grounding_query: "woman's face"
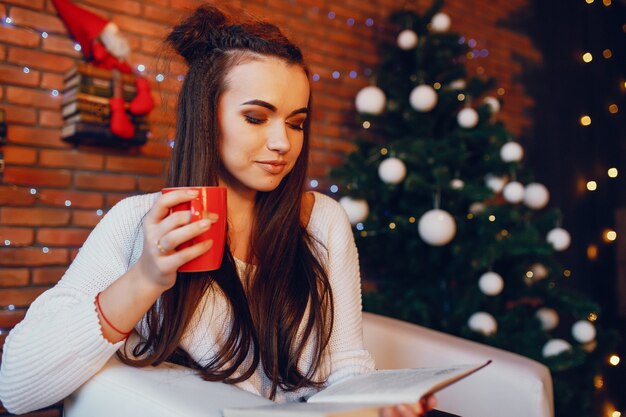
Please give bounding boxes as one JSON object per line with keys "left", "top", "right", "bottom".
{"left": 217, "top": 56, "right": 310, "bottom": 196}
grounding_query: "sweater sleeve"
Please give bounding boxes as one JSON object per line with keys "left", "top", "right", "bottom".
{"left": 0, "top": 194, "right": 155, "bottom": 414}
{"left": 310, "top": 193, "right": 376, "bottom": 387}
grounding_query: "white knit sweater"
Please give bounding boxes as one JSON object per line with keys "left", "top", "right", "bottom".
{"left": 0, "top": 191, "right": 375, "bottom": 414}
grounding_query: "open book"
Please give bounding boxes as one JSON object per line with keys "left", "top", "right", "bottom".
{"left": 223, "top": 360, "right": 491, "bottom": 417}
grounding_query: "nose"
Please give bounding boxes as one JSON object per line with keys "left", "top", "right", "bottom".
{"left": 266, "top": 123, "right": 291, "bottom": 154}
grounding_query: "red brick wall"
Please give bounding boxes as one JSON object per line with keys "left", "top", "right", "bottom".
{"left": 0, "top": 0, "right": 539, "bottom": 415}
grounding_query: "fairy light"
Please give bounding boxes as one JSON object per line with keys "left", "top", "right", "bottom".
{"left": 360, "top": 231, "right": 367, "bottom": 237}
{"left": 582, "top": 52, "right": 593, "bottom": 63}
{"left": 309, "top": 179, "right": 318, "bottom": 188}
{"left": 30, "top": 188, "right": 37, "bottom": 195}
{"left": 588, "top": 312, "right": 598, "bottom": 321}
{"left": 356, "top": 223, "right": 364, "bottom": 231}
{"left": 388, "top": 222, "right": 396, "bottom": 230}
{"left": 42, "top": 247, "right": 49, "bottom": 254}
{"left": 409, "top": 216, "right": 416, "bottom": 223}
{"left": 587, "top": 181, "right": 597, "bottom": 191}
{"left": 526, "top": 271, "right": 534, "bottom": 278}
{"left": 362, "top": 121, "right": 371, "bottom": 129}
{"left": 327, "top": 11, "right": 336, "bottom": 19}
{"left": 497, "top": 88, "right": 505, "bottom": 96}
{"left": 4, "top": 17, "right": 12, "bottom": 24}
{"left": 177, "top": 74, "right": 184, "bottom": 82}
{"left": 604, "top": 230, "right": 617, "bottom": 242}
{"left": 612, "top": 412, "right": 621, "bottom": 417}
{"left": 603, "top": 0, "right": 612, "bottom": 5}
{"left": 41, "top": 31, "right": 48, "bottom": 38}
{"left": 488, "top": 215, "right": 496, "bottom": 222}
{"left": 380, "top": 148, "right": 388, "bottom": 155}
{"left": 312, "top": 74, "right": 320, "bottom": 82}
{"left": 594, "top": 375, "right": 604, "bottom": 389}
{"left": 564, "top": 269, "right": 572, "bottom": 277}
{"left": 349, "top": 71, "right": 357, "bottom": 79}
{"left": 366, "top": 18, "right": 374, "bottom": 27}
{"left": 332, "top": 71, "right": 340, "bottom": 79}
{"left": 137, "top": 64, "right": 145, "bottom": 72}
{"left": 433, "top": 82, "right": 441, "bottom": 89}
{"left": 4, "top": 240, "right": 10, "bottom": 246}
{"left": 603, "top": 49, "right": 612, "bottom": 59}
{"left": 329, "top": 185, "right": 339, "bottom": 193}
{"left": 457, "top": 93, "right": 465, "bottom": 101}
{"left": 609, "top": 355, "right": 620, "bottom": 366}
{"left": 580, "top": 115, "right": 592, "bottom": 126}
{"left": 64, "top": 200, "right": 72, "bottom": 207}
{"left": 96, "top": 209, "right": 104, "bottom": 216}
{"left": 467, "top": 213, "right": 474, "bottom": 219}
{"left": 74, "top": 43, "right": 81, "bottom": 52}
{"left": 51, "top": 89, "right": 59, "bottom": 97}
{"left": 587, "top": 244, "right": 599, "bottom": 260}
{"left": 155, "top": 74, "right": 165, "bottom": 82}
{"left": 8, "top": 304, "right": 15, "bottom": 311}
{"left": 608, "top": 104, "right": 618, "bottom": 114}
{"left": 346, "top": 18, "right": 355, "bottom": 26}
{"left": 23, "top": 67, "right": 30, "bottom": 74}
{"left": 608, "top": 168, "right": 618, "bottom": 178}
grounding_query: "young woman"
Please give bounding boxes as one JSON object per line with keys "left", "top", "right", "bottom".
{"left": 0, "top": 5, "right": 433, "bottom": 417}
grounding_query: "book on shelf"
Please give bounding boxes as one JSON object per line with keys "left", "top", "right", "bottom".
{"left": 223, "top": 360, "right": 491, "bottom": 417}
{"left": 64, "top": 63, "right": 137, "bottom": 84}
{"left": 62, "top": 121, "right": 148, "bottom": 146}
{"left": 62, "top": 84, "right": 136, "bottom": 102}
{"left": 64, "top": 110, "right": 147, "bottom": 126}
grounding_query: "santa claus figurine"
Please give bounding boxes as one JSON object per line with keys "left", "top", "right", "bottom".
{"left": 51, "top": 0, "right": 154, "bottom": 139}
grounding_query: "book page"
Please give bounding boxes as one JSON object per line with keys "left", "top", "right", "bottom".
{"left": 308, "top": 361, "right": 491, "bottom": 404}
{"left": 224, "top": 401, "right": 389, "bottom": 417}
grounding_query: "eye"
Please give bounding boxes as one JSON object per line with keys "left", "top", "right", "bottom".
{"left": 287, "top": 122, "right": 304, "bottom": 131}
{"left": 244, "top": 115, "right": 266, "bottom": 125}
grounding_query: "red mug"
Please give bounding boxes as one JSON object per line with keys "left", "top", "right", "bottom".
{"left": 161, "top": 186, "right": 227, "bottom": 272}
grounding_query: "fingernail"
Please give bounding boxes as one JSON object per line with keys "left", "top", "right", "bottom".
{"left": 187, "top": 189, "right": 199, "bottom": 196}
{"left": 206, "top": 212, "right": 219, "bottom": 222}
{"left": 198, "top": 220, "right": 211, "bottom": 229}
{"left": 206, "top": 239, "right": 214, "bottom": 248}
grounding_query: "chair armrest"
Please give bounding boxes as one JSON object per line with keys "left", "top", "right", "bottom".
{"left": 64, "top": 356, "right": 272, "bottom": 417}
{"left": 362, "top": 312, "right": 554, "bottom": 417}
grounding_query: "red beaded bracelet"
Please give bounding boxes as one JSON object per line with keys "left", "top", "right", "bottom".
{"left": 95, "top": 292, "right": 132, "bottom": 338}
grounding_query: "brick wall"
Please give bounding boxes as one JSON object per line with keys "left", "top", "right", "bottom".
{"left": 0, "top": 0, "right": 539, "bottom": 415}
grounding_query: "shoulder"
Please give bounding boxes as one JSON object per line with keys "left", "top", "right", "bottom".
{"left": 308, "top": 191, "right": 351, "bottom": 234}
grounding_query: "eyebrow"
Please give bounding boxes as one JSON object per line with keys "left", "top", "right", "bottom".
{"left": 241, "top": 99, "right": 308, "bottom": 117}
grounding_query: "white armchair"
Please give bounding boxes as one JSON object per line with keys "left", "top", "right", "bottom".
{"left": 64, "top": 312, "right": 553, "bottom": 417}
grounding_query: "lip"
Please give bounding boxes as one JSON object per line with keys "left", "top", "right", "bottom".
{"left": 256, "top": 160, "right": 287, "bottom": 174}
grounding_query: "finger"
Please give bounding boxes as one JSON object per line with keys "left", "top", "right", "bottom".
{"left": 147, "top": 189, "right": 199, "bottom": 223}
{"left": 165, "top": 238, "right": 214, "bottom": 268}
{"left": 426, "top": 395, "right": 437, "bottom": 410}
{"left": 159, "top": 218, "right": 213, "bottom": 252}
{"left": 397, "top": 404, "right": 420, "bottom": 417}
{"left": 380, "top": 407, "right": 398, "bottom": 417}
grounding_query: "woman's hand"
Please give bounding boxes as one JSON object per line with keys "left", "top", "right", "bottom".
{"left": 380, "top": 395, "right": 437, "bottom": 417}
{"left": 134, "top": 189, "right": 218, "bottom": 291}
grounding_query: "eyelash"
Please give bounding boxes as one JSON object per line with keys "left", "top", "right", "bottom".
{"left": 244, "top": 116, "right": 304, "bottom": 132}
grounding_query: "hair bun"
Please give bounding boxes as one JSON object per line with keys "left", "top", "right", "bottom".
{"left": 166, "top": 4, "right": 231, "bottom": 64}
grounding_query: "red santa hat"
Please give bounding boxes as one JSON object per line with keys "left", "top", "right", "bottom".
{"left": 51, "top": 0, "right": 109, "bottom": 59}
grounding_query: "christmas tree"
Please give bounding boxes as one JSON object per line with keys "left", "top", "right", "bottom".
{"left": 331, "top": 3, "right": 620, "bottom": 417}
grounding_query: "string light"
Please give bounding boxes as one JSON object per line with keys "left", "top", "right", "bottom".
{"left": 488, "top": 215, "right": 496, "bottom": 222}
{"left": 312, "top": 74, "right": 320, "bottom": 82}
{"left": 4, "top": 240, "right": 10, "bottom": 246}
{"left": 329, "top": 185, "right": 339, "bottom": 193}
{"left": 360, "top": 231, "right": 367, "bottom": 237}
{"left": 8, "top": 305, "right": 15, "bottom": 311}
{"left": 365, "top": 18, "right": 374, "bottom": 27}
{"left": 588, "top": 312, "right": 598, "bottom": 321}
{"left": 155, "top": 74, "right": 165, "bottom": 82}
{"left": 433, "top": 82, "right": 441, "bottom": 89}
{"left": 580, "top": 115, "right": 592, "bottom": 126}
{"left": 309, "top": 179, "right": 318, "bottom": 188}
{"left": 380, "top": 148, "right": 388, "bottom": 155}
{"left": 608, "top": 168, "right": 618, "bottom": 178}
{"left": 604, "top": 230, "right": 617, "bottom": 242}
{"left": 587, "top": 244, "right": 599, "bottom": 260}
{"left": 23, "top": 67, "right": 30, "bottom": 74}
{"left": 73, "top": 43, "right": 81, "bottom": 52}
{"left": 612, "top": 412, "right": 621, "bottom": 417}
{"left": 96, "top": 209, "right": 104, "bottom": 216}
{"left": 603, "top": 0, "right": 611, "bottom": 5}
{"left": 51, "top": 89, "right": 59, "bottom": 97}
{"left": 137, "top": 64, "right": 145, "bottom": 72}
{"left": 327, "top": 11, "right": 336, "bottom": 19}
{"left": 64, "top": 200, "right": 72, "bottom": 207}
{"left": 177, "top": 74, "right": 184, "bottom": 82}
{"left": 582, "top": 52, "right": 593, "bottom": 63}
{"left": 356, "top": 223, "right": 364, "bottom": 231}
{"left": 42, "top": 247, "right": 49, "bottom": 253}
{"left": 349, "top": 71, "right": 357, "bottom": 79}
{"left": 497, "top": 88, "right": 505, "bottom": 96}
{"left": 388, "top": 222, "right": 396, "bottom": 230}
{"left": 346, "top": 18, "right": 355, "bottom": 26}
{"left": 608, "top": 104, "right": 618, "bottom": 114}
{"left": 563, "top": 269, "right": 572, "bottom": 277}
{"left": 408, "top": 217, "right": 416, "bottom": 223}
{"left": 332, "top": 71, "right": 340, "bottom": 79}
{"left": 602, "top": 49, "right": 612, "bottom": 59}
{"left": 4, "top": 17, "right": 12, "bottom": 24}
{"left": 587, "top": 181, "right": 597, "bottom": 191}
{"left": 362, "top": 121, "right": 370, "bottom": 129}
{"left": 30, "top": 188, "right": 37, "bottom": 194}
{"left": 594, "top": 375, "right": 604, "bottom": 389}
{"left": 457, "top": 93, "right": 465, "bottom": 101}
{"left": 609, "top": 355, "right": 620, "bottom": 366}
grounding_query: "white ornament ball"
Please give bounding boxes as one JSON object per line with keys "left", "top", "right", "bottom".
{"left": 418, "top": 209, "right": 456, "bottom": 246}
{"left": 536, "top": 307, "right": 559, "bottom": 331}
{"left": 485, "top": 174, "right": 507, "bottom": 193}
{"left": 468, "top": 312, "right": 497, "bottom": 335}
{"left": 430, "top": 12, "right": 451, "bottom": 32}
{"left": 500, "top": 141, "right": 524, "bottom": 162}
{"left": 457, "top": 107, "right": 479, "bottom": 128}
{"left": 410, "top": 85, "right": 438, "bottom": 112}
{"left": 542, "top": 339, "right": 572, "bottom": 357}
{"left": 478, "top": 272, "right": 504, "bottom": 296}
{"left": 449, "top": 79, "right": 466, "bottom": 90}
{"left": 572, "top": 320, "right": 596, "bottom": 344}
{"left": 450, "top": 178, "right": 465, "bottom": 190}
{"left": 524, "top": 183, "right": 550, "bottom": 210}
{"left": 547, "top": 227, "right": 571, "bottom": 251}
{"left": 503, "top": 181, "right": 525, "bottom": 204}
{"left": 469, "top": 202, "right": 486, "bottom": 215}
{"left": 378, "top": 157, "right": 407, "bottom": 184}
{"left": 530, "top": 263, "right": 549, "bottom": 280}
{"left": 355, "top": 86, "right": 387, "bottom": 115}
{"left": 397, "top": 29, "right": 418, "bottom": 50}
{"left": 339, "top": 197, "right": 369, "bottom": 225}
{"left": 483, "top": 96, "right": 501, "bottom": 113}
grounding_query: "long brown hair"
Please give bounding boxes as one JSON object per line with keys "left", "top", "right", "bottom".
{"left": 119, "top": 4, "right": 334, "bottom": 399}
